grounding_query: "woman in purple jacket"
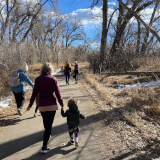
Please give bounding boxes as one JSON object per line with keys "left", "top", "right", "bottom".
{"left": 27, "top": 62, "right": 64, "bottom": 154}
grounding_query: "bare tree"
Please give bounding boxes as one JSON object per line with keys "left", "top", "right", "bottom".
{"left": 0, "top": 0, "right": 17, "bottom": 41}
{"left": 62, "top": 19, "right": 84, "bottom": 49}
{"left": 141, "top": 0, "right": 160, "bottom": 54}
{"left": 136, "top": 20, "right": 141, "bottom": 54}
{"left": 0, "top": 0, "right": 52, "bottom": 43}
{"left": 110, "top": 0, "right": 154, "bottom": 57}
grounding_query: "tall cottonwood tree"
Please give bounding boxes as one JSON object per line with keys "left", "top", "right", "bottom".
{"left": 100, "top": 0, "right": 108, "bottom": 63}
{"left": 110, "top": 1, "right": 154, "bottom": 57}
{"left": 61, "top": 19, "right": 84, "bottom": 49}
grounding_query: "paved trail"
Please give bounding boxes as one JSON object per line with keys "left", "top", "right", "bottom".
{"left": 0, "top": 75, "right": 107, "bottom": 160}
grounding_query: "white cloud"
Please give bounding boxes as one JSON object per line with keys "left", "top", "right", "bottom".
{"left": 71, "top": 12, "right": 78, "bottom": 16}
{"left": 108, "top": 2, "right": 116, "bottom": 6}
{"left": 67, "top": 6, "right": 102, "bottom": 26}
{"left": 81, "top": 18, "right": 101, "bottom": 25}
{"left": 67, "top": 6, "right": 119, "bottom": 27}
{"left": 74, "top": 8, "right": 91, "bottom": 13}
{"left": 19, "top": 0, "right": 40, "bottom": 4}
{"left": 90, "top": 7, "right": 102, "bottom": 15}
{"left": 91, "top": 42, "right": 100, "bottom": 48}
{"left": 139, "top": 8, "right": 154, "bottom": 19}
{"left": 0, "top": 0, "right": 5, "bottom": 6}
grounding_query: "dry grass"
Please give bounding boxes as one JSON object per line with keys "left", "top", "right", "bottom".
{"left": 99, "top": 74, "right": 160, "bottom": 87}
{"left": 83, "top": 73, "right": 121, "bottom": 105}
{"left": 134, "top": 57, "right": 160, "bottom": 72}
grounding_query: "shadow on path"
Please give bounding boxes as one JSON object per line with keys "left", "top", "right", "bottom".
{"left": 1, "top": 103, "right": 160, "bottom": 160}
{"left": 22, "top": 144, "right": 77, "bottom": 160}
{"left": 0, "top": 117, "right": 20, "bottom": 127}
{"left": 0, "top": 110, "right": 101, "bottom": 160}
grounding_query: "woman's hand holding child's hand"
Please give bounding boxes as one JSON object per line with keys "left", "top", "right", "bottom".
{"left": 26, "top": 106, "right": 31, "bottom": 111}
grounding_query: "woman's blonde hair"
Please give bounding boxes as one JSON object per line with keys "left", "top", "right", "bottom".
{"left": 67, "top": 62, "right": 71, "bottom": 67}
{"left": 40, "top": 62, "right": 54, "bottom": 75}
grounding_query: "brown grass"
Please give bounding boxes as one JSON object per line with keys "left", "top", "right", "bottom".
{"left": 83, "top": 73, "right": 121, "bottom": 105}
{"left": 118, "top": 85, "right": 160, "bottom": 117}
{"left": 134, "top": 57, "right": 160, "bottom": 72}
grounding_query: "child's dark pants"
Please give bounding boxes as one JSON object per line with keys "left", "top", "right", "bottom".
{"left": 68, "top": 126, "right": 79, "bottom": 140}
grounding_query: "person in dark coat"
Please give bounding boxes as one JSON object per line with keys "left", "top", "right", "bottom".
{"left": 73, "top": 61, "right": 79, "bottom": 84}
{"left": 64, "top": 62, "right": 71, "bottom": 85}
{"left": 27, "top": 62, "right": 64, "bottom": 154}
{"left": 61, "top": 99, "right": 85, "bottom": 147}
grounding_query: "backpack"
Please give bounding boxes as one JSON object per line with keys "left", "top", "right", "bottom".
{"left": 8, "top": 71, "right": 21, "bottom": 87}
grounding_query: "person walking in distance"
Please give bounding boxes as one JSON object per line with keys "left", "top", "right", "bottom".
{"left": 10, "top": 62, "right": 34, "bottom": 116}
{"left": 64, "top": 62, "right": 71, "bottom": 85}
{"left": 74, "top": 61, "right": 79, "bottom": 84}
{"left": 61, "top": 99, "right": 85, "bottom": 148}
{"left": 27, "top": 62, "right": 64, "bottom": 154}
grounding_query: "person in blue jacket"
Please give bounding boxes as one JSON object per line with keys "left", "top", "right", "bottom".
{"left": 11, "top": 62, "right": 34, "bottom": 116}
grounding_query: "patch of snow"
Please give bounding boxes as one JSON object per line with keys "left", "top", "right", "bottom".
{"left": 132, "top": 77, "right": 138, "bottom": 80}
{"left": 52, "top": 69, "right": 61, "bottom": 75}
{"left": 118, "top": 80, "right": 160, "bottom": 90}
{"left": 109, "top": 76, "right": 117, "bottom": 79}
{"left": 0, "top": 95, "right": 12, "bottom": 108}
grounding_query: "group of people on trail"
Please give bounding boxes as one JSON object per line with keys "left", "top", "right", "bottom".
{"left": 9, "top": 62, "right": 85, "bottom": 154}
{"left": 64, "top": 61, "right": 79, "bottom": 85}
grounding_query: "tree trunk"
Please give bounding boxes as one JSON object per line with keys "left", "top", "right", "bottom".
{"left": 136, "top": 20, "right": 141, "bottom": 54}
{"left": 100, "top": 0, "right": 108, "bottom": 63}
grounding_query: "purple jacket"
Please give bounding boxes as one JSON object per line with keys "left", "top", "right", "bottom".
{"left": 64, "top": 66, "right": 71, "bottom": 75}
{"left": 28, "top": 73, "right": 63, "bottom": 108}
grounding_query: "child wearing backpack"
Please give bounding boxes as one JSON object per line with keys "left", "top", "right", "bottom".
{"left": 9, "top": 62, "right": 34, "bottom": 116}
{"left": 61, "top": 99, "right": 85, "bottom": 147}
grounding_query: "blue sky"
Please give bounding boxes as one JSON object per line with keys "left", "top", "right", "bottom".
{"left": 57, "top": 0, "right": 104, "bottom": 47}
{"left": 58, "top": 0, "right": 91, "bottom": 14}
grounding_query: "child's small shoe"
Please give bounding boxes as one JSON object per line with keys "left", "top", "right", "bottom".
{"left": 75, "top": 141, "right": 79, "bottom": 148}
